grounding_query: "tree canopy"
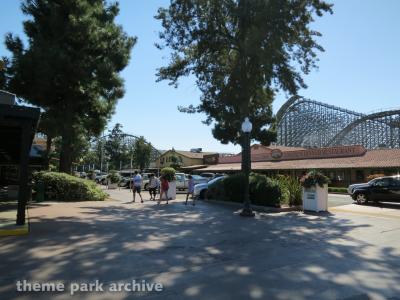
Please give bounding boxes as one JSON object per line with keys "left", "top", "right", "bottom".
{"left": 5, "top": 0, "right": 136, "bottom": 172}
{"left": 156, "top": 0, "right": 332, "bottom": 145}
{"left": 104, "top": 123, "right": 130, "bottom": 170}
{"left": 132, "top": 136, "right": 153, "bottom": 170}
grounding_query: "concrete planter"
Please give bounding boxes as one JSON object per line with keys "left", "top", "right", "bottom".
{"left": 302, "top": 184, "right": 328, "bottom": 212}
{"left": 161, "top": 181, "right": 176, "bottom": 200}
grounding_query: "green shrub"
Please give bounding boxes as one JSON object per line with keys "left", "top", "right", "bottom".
{"left": 33, "top": 171, "right": 107, "bottom": 201}
{"left": 208, "top": 177, "right": 225, "bottom": 200}
{"left": 220, "top": 173, "right": 246, "bottom": 202}
{"left": 208, "top": 173, "right": 283, "bottom": 207}
{"left": 275, "top": 175, "right": 303, "bottom": 206}
{"left": 161, "top": 167, "right": 176, "bottom": 182}
{"left": 300, "top": 170, "right": 330, "bottom": 188}
{"left": 328, "top": 187, "right": 347, "bottom": 193}
{"left": 87, "top": 170, "right": 95, "bottom": 180}
{"left": 107, "top": 170, "right": 121, "bottom": 184}
{"left": 250, "top": 174, "right": 282, "bottom": 207}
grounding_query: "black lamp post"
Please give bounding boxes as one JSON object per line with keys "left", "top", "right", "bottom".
{"left": 240, "top": 117, "right": 255, "bottom": 217}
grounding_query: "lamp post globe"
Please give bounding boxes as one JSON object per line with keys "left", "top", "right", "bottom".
{"left": 241, "top": 117, "right": 252, "bottom": 133}
{"left": 240, "top": 117, "right": 255, "bottom": 217}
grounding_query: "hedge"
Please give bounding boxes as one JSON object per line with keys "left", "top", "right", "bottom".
{"left": 107, "top": 170, "right": 121, "bottom": 184}
{"left": 328, "top": 187, "right": 348, "bottom": 193}
{"left": 33, "top": 171, "right": 107, "bottom": 201}
{"left": 208, "top": 173, "right": 284, "bottom": 207}
{"left": 161, "top": 167, "right": 176, "bottom": 182}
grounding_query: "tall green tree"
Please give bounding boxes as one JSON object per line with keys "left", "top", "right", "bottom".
{"left": 104, "top": 123, "right": 129, "bottom": 170}
{"left": 0, "top": 58, "right": 10, "bottom": 89}
{"left": 132, "top": 136, "right": 152, "bottom": 170}
{"left": 5, "top": 0, "right": 136, "bottom": 173}
{"left": 37, "top": 110, "right": 60, "bottom": 170}
{"left": 156, "top": 0, "right": 332, "bottom": 147}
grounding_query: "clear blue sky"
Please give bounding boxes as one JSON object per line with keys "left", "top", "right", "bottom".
{"left": 1, "top": 0, "right": 399, "bottom": 153}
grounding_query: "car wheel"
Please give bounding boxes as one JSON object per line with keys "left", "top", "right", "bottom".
{"left": 356, "top": 193, "right": 368, "bottom": 205}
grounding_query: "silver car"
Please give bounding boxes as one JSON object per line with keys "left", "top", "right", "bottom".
{"left": 193, "top": 176, "right": 226, "bottom": 199}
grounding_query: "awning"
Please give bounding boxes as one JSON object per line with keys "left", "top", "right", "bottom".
{"left": 180, "top": 165, "right": 208, "bottom": 171}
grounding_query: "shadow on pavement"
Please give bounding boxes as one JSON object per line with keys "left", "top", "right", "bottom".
{"left": 0, "top": 200, "right": 399, "bottom": 300}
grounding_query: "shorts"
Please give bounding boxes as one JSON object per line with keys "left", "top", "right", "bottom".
{"left": 133, "top": 186, "right": 141, "bottom": 193}
{"left": 149, "top": 187, "right": 157, "bottom": 194}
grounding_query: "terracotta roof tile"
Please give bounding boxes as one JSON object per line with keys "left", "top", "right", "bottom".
{"left": 201, "top": 148, "right": 400, "bottom": 171}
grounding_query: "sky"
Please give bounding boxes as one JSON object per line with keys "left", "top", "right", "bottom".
{"left": 1, "top": 0, "right": 400, "bottom": 154}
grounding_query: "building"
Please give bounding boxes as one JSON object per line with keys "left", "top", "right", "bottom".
{"left": 196, "top": 144, "right": 400, "bottom": 187}
{"left": 0, "top": 90, "right": 40, "bottom": 225}
{"left": 157, "top": 148, "right": 218, "bottom": 171}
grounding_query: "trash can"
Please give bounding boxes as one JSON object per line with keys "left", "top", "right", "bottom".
{"left": 34, "top": 181, "right": 45, "bottom": 202}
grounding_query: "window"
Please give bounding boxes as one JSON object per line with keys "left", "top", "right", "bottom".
{"left": 375, "top": 178, "right": 391, "bottom": 187}
{"left": 356, "top": 170, "right": 364, "bottom": 181}
{"left": 336, "top": 171, "right": 345, "bottom": 181}
{"left": 390, "top": 178, "right": 400, "bottom": 187}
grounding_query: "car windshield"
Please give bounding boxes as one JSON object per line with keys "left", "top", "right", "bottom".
{"left": 368, "top": 179, "right": 378, "bottom": 185}
{"left": 192, "top": 175, "right": 204, "bottom": 180}
{"left": 208, "top": 176, "right": 225, "bottom": 185}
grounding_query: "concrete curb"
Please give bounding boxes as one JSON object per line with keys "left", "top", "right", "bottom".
{"left": 204, "top": 199, "right": 302, "bottom": 213}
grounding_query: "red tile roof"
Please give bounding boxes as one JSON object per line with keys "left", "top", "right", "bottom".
{"left": 201, "top": 148, "right": 400, "bottom": 171}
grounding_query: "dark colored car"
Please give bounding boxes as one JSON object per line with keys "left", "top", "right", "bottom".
{"left": 348, "top": 176, "right": 400, "bottom": 204}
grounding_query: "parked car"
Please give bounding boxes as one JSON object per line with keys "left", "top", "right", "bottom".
{"left": 175, "top": 173, "right": 208, "bottom": 191}
{"left": 199, "top": 172, "right": 215, "bottom": 181}
{"left": 348, "top": 175, "right": 400, "bottom": 204}
{"left": 118, "top": 172, "right": 151, "bottom": 190}
{"left": 95, "top": 173, "right": 108, "bottom": 185}
{"left": 193, "top": 175, "right": 226, "bottom": 200}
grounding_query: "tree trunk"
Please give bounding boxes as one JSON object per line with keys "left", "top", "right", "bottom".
{"left": 44, "top": 135, "right": 53, "bottom": 170}
{"left": 59, "top": 121, "right": 74, "bottom": 174}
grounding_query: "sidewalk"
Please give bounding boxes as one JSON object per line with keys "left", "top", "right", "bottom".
{"left": 0, "top": 201, "right": 29, "bottom": 236}
{"left": 330, "top": 203, "right": 400, "bottom": 219}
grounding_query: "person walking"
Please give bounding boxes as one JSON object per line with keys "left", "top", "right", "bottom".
{"left": 185, "top": 175, "right": 195, "bottom": 205}
{"left": 132, "top": 171, "right": 143, "bottom": 203}
{"left": 148, "top": 173, "right": 158, "bottom": 201}
{"left": 158, "top": 175, "right": 169, "bottom": 205}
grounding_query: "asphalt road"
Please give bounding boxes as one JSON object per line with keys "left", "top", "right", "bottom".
{"left": 328, "top": 193, "right": 353, "bottom": 207}
{"left": 1, "top": 192, "right": 399, "bottom": 300}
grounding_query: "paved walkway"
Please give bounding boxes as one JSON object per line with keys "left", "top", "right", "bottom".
{"left": 0, "top": 190, "right": 399, "bottom": 300}
{"left": 0, "top": 201, "right": 29, "bottom": 236}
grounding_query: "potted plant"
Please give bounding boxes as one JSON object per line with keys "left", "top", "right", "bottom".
{"left": 107, "top": 171, "right": 120, "bottom": 189}
{"left": 300, "top": 170, "right": 330, "bottom": 212}
{"left": 160, "top": 167, "right": 176, "bottom": 200}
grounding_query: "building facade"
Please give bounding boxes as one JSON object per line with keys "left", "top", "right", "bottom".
{"left": 197, "top": 144, "right": 400, "bottom": 187}
{"left": 157, "top": 149, "right": 217, "bottom": 170}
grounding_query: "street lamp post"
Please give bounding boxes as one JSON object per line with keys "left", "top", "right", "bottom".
{"left": 240, "top": 117, "right": 255, "bottom": 217}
